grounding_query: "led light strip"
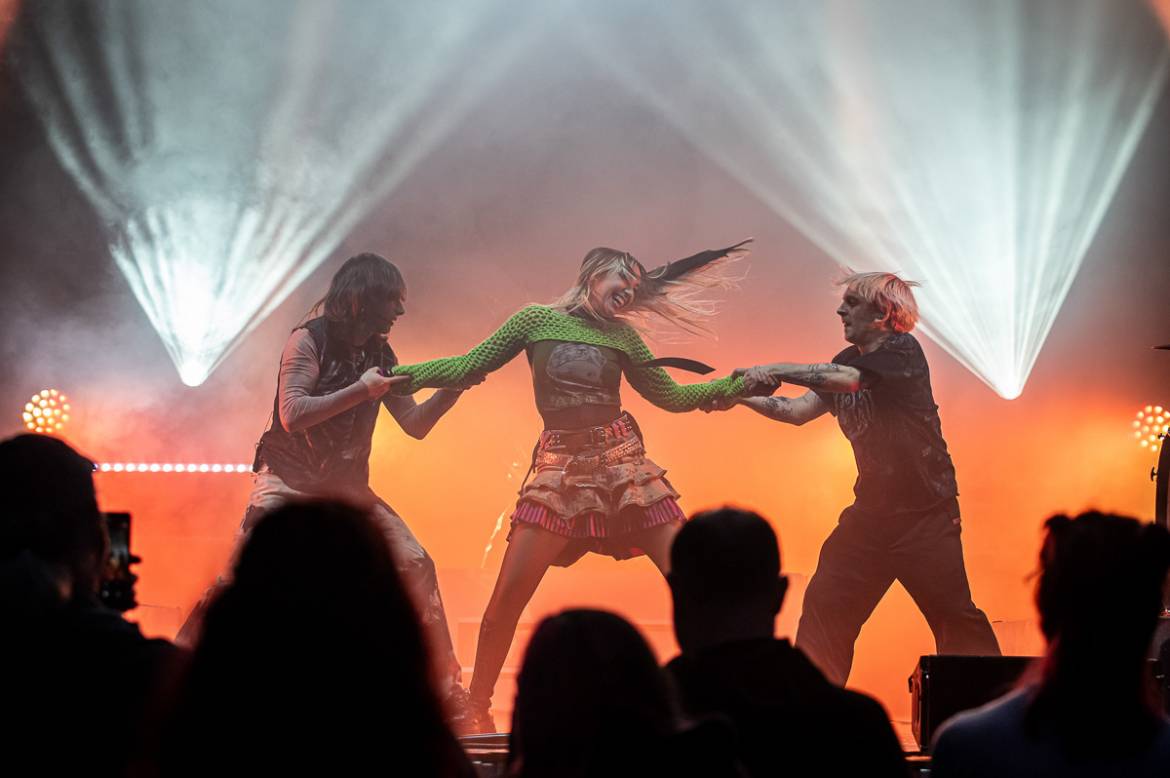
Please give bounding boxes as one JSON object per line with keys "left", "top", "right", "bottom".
{"left": 96, "top": 462, "right": 252, "bottom": 474}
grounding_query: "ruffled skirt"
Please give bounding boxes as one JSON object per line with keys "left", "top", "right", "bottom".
{"left": 508, "top": 415, "right": 685, "bottom": 566}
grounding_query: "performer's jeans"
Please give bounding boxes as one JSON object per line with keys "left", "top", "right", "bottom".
{"left": 795, "top": 504, "right": 1001, "bottom": 686}
{"left": 178, "top": 471, "right": 462, "bottom": 698}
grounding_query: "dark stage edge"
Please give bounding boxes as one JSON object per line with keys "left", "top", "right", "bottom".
{"left": 458, "top": 731, "right": 933, "bottom": 776}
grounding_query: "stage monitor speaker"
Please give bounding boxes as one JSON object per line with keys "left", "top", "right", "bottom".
{"left": 909, "top": 655, "right": 1036, "bottom": 750}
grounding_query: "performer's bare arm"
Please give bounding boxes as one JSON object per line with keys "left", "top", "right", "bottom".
{"left": 738, "top": 390, "right": 830, "bottom": 426}
{"left": 741, "top": 362, "right": 863, "bottom": 394}
{"left": 277, "top": 329, "right": 406, "bottom": 433}
{"left": 382, "top": 390, "right": 463, "bottom": 440}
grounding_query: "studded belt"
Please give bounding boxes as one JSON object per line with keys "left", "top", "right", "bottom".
{"left": 535, "top": 436, "right": 644, "bottom": 474}
{"left": 539, "top": 413, "right": 636, "bottom": 451}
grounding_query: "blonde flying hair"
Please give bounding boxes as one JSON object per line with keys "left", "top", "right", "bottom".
{"left": 836, "top": 270, "right": 920, "bottom": 333}
{"left": 551, "top": 246, "right": 745, "bottom": 340}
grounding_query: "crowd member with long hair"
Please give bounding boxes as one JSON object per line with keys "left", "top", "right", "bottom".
{"left": 508, "top": 609, "right": 743, "bottom": 777}
{"left": 151, "top": 501, "right": 475, "bottom": 777}
{"left": 931, "top": 511, "right": 1170, "bottom": 777}
{"left": 390, "top": 239, "right": 755, "bottom": 731}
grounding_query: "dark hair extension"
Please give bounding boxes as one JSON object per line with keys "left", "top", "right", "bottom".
{"left": 307, "top": 253, "right": 404, "bottom": 325}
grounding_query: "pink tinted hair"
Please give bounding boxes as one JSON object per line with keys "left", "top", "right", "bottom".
{"left": 837, "top": 270, "right": 920, "bottom": 333}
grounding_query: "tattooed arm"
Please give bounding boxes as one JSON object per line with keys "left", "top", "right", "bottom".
{"left": 740, "top": 362, "right": 863, "bottom": 394}
{"left": 738, "top": 390, "right": 830, "bottom": 426}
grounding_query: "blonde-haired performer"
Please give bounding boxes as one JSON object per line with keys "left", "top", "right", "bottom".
{"left": 708, "top": 271, "right": 1001, "bottom": 686}
{"left": 391, "top": 239, "right": 754, "bottom": 732}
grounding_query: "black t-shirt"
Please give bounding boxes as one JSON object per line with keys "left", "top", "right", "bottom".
{"left": 817, "top": 332, "right": 958, "bottom": 521}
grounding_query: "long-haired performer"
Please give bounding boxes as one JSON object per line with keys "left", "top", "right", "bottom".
{"left": 178, "top": 253, "right": 480, "bottom": 722}
{"left": 707, "top": 272, "right": 1001, "bottom": 685}
{"left": 390, "top": 240, "right": 754, "bottom": 731}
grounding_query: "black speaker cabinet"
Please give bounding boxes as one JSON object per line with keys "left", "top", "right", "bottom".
{"left": 909, "top": 655, "right": 1036, "bottom": 750}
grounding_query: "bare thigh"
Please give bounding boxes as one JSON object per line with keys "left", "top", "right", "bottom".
{"left": 483, "top": 524, "right": 573, "bottom": 619}
{"left": 628, "top": 520, "right": 685, "bottom": 577}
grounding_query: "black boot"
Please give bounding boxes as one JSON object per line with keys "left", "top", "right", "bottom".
{"left": 446, "top": 686, "right": 496, "bottom": 736}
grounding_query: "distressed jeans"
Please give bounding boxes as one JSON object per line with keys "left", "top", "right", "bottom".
{"left": 177, "top": 471, "right": 462, "bottom": 696}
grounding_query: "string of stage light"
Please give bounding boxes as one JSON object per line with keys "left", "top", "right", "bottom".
{"left": 578, "top": 0, "right": 1168, "bottom": 399}
{"left": 96, "top": 462, "right": 252, "bottom": 474}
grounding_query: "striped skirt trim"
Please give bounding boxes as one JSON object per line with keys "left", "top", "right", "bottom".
{"left": 511, "top": 496, "right": 685, "bottom": 540}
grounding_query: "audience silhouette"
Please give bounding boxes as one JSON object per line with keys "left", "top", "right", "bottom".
{"left": 148, "top": 500, "right": 473, "bottom": 777}
{"left": 7, "top": 432, "right": 1164, "bottom": 777}
{"left": 0, "top": 434, "right": 177, "bottom": 777}
{"left": 932, "top": 511, "right": 1170, "bottom": 777}
{"left": 508, "top": 608, "right": 744, "bottom": 777}
{"left": 666, "top": 506, "right": 908, "bottom": 777}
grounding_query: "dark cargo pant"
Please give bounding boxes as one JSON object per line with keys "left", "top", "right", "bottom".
{"left": 795, "top": 504, "right": 1001, "bottom": 686}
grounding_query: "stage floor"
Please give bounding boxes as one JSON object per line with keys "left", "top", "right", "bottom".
{"left": 457, "top": 718, "right": 934, "bottom": 776}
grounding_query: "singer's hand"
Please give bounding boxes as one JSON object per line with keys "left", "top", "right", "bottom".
{"left": 360, "top": 367, "right": 409, "bottom": 399}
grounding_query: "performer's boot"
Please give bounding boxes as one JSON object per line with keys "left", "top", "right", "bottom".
{"left": 463, "top": 615, "right": 510, "bottom": 734}
{"left": 457, "top": 692, "right": 496, "bottom": 736}
{"left": 445, "top": 685, "right": 493, "bottom": 736}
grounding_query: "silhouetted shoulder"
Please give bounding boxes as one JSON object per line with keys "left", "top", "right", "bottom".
{"left": 932, "top": 690, "right": 1170, "bottom": 778}
{"left": 834, "top": 684, "right": 898, "bottom": 726}
{"left": 930, "top": 691, "right": 1036, "bottom": 778}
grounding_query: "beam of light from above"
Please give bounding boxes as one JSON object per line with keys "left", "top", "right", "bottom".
{"left": 1154, "top": 0, "right": 1170, "bottom": 38}
{"left": 9, "top": 0, "right": 537, "bottom": 386}
{"left": 579, "top": 0, "right": 1168, "bottom": 399}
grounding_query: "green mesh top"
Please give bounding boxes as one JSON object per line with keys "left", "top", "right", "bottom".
{"left": 392, "top": 305, "right": 745, "bottom": 413}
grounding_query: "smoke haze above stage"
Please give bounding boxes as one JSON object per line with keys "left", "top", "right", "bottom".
{"left": 0, "top": 0, "right": 1168, "bottom": 720}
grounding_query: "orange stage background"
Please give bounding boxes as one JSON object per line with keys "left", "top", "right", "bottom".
{"left": 76, "top": 196, "right": 1168, "bottom": 724}
{"left": 2, "top": 11, "right": 1167, "bottom": 727}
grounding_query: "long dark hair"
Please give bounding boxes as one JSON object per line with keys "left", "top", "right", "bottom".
{"left": 1027, "top": 510, "right": 1170, "bottom": 755}
{"left": 308, "top": 252, "right": 405, "bottom": 325}
{"left": 509, "top": 609, "right": 683, "bottom": 777}
{"left": 154, "top": 501, "right": 466, "bottom": 775}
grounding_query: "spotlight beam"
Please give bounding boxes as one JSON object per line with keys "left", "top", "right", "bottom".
{"left": 579, "top": 0, "right": 1168, "bottom": 398}
{"left": 12, "top": 0, "right": 540, "bottom": 385}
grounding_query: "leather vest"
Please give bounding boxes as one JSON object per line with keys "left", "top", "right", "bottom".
{"left": 254, "top": 317, "right": 396, "bottom": 498}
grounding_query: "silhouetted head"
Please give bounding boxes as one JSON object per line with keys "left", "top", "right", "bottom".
{"left": 669, "top": 507, "right": 787, "bottom": 654}
{"left": 1035, "top": 510, "right": 1170, "bottom": 665}
{"left": 510, "top": 609, "right": 682, "bottom": 777}
{"left": 1025, "top": 510, "right": 1170, "bottom": 752}
{"left": 161, "top": 500, "right": 458, "bottom": 774}
{"left": 0, "top": 434, "right": 105, "bottom": 600}
{"left": 315, "top": 252, "right": 406, "bottom": 340}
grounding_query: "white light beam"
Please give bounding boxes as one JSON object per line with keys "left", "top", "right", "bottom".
{"left": 579, "top": 0, "right": 1168, "bottom": 398}
{"left": 12, "top": 0, "right": 538, "bottom": 385}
